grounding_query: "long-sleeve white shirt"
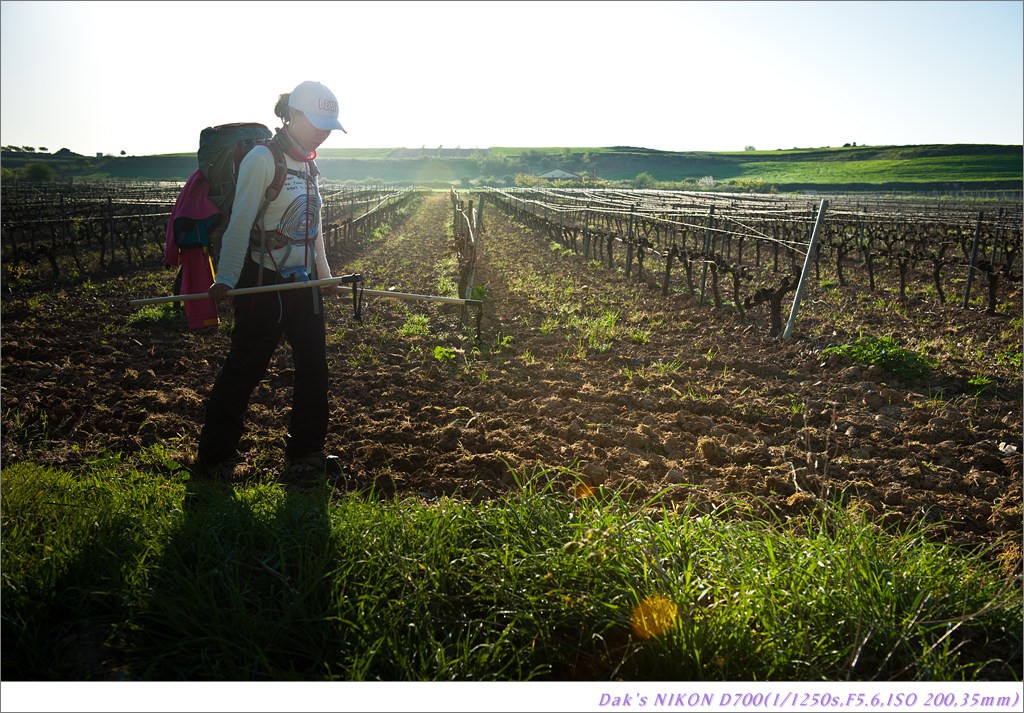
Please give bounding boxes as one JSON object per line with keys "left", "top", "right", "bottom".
{"left": 213, "top": 144, "right": 332, "bottom": 288}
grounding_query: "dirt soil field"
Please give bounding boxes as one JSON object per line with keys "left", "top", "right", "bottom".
{"left": 2, "top": 192, "right": 1021, "bottom": 569}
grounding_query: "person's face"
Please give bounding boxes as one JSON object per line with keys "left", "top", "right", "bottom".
{"left": 289, "top": 111, "right": 332, "bottom": 152}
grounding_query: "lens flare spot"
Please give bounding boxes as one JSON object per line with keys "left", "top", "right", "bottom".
{"left": 574, "top": 482, "right": 595, "bottom": 499}
{"left": 630, "top": 595, "right": 678, "bottom": 639}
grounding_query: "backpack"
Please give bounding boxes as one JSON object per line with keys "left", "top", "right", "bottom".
{"left": 163, "top": 122, "right": 296, "bottom": 331}
{"left": 168, "top": 122, "right": 289, "bottom": 262}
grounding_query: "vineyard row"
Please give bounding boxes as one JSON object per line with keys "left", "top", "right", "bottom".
{"left": 480, "top": 187, "right": 1023, "bottom": 335}
{"left": 0, "top": 183, "right": 416, "bottom": 283}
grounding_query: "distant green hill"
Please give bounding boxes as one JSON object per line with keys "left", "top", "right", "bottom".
{"left": 2, "top": 143, "right": 1020, "bottom": 193}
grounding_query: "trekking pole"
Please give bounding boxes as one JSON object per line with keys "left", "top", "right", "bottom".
{"left": 128, "top": 273, "right": 364, "bottom": 306}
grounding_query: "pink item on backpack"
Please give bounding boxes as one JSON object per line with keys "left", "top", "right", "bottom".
{"left": 165, "top": 170, "right": 223, "bottom": 330}
{"left": 164, "top": 170, "right": 221, "bottom": 267}
{"left": 179, "top": 248, "right": 220, "bottom": 330}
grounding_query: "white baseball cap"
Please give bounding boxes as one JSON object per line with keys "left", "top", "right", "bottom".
{"left": 288, "top": 81, "right": 346, "bottom": 133}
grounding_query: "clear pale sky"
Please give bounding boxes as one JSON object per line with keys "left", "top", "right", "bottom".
{"left": 2, "top": 0, "right": 1022, "bottom": 157}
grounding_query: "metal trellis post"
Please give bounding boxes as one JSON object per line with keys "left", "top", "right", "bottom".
{"left": 782, "top": 199, "right": 829, "bottom": 340}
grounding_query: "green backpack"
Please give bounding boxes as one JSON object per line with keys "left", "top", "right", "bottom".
{"left": 195, "top": 122, "right": 289, "bottom": 262}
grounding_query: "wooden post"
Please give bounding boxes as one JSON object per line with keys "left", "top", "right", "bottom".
{"left": 662, "top": 242, "right": 675, "bottom": 297}
{"left": 625, "top": 206, "right": 635, "bottom": 278}
{"left": 59, "top": 194, "right": 68, "bottom": 250}
{"left": 583, "top": 206, "right": 591, "bottom": 258}
{"left": 990, "top": 207, "right": 1004, "bottom": 270}
{"left": 961, "top": 211, "right": 983, "bottom": 309}
{"left": 699, "top": 206, "right": 715, "bottom": 304}
{"left": 107, "top": 197, "right": 115, "bottom": 263}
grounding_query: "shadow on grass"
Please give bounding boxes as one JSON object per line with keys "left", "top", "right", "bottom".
{"left": 124, "top": 473, "right": 341, "bottom": 680}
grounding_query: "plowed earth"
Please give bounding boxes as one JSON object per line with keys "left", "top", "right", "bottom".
{"left": 2, "top": 192, "right": 1021, "bottom": 568}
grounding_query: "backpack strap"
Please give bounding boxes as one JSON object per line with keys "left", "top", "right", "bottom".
{"left": 253, "top": 142, "right": 291, "bottom": 287}
{"left": 265, "top": 143, "right": 290, "bottom": 202}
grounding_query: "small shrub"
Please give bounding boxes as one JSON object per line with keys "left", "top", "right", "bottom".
{"left": 23, "top": 161, "right": 56, "bottom": 182}
{"left": 433, "top": 346, "right": 456, "bottom": 363}
{"left": 822, "top": 334, "right": 935, "bottom": 381}
{"left": 470, "top": 283, "right": 489, "bottom": 301}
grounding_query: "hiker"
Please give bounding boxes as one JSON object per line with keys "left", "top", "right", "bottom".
{"left": 192, "top": 80, "right": 347, "bottom": 482}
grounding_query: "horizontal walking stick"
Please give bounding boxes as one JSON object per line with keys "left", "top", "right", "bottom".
{"left": 128, "top": 274, "right": 364, "bottom": 306}
{"left": 358, "top": 288, "right": 481, "bottom": 307}
{"left": 355, "top": 289, "right": 484, "bottom": 339}
{"left": 130, "top": 274, "right": 485, "bottom": 338}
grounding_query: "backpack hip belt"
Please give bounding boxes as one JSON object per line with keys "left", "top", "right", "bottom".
{"left": 250, "top": 228, "right": 314, "bottom": 251}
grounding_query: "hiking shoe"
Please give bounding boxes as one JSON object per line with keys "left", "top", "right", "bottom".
{"left": 284, "top": 451, "right": 345, "bottom": 482}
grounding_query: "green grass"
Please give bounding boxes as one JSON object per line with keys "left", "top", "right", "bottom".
{"left": 488, "top": 143, "right": 1023, "bottom": 188}
{"left": 726, "top": 154, "right": 1023, "bottom": 186}
{"left": 126, "top": 302, "right": 182, "bottom": 327}
{"left": 316, "top": 148, "right": 408, "bottom": 160}
{"left": 12, "top": 143, "right": 1018, "bottom": 189}
{"left": 397, "top": 312, "right": 431, "bottom": 338}
{"left": 2, "top": 458, "right": 1019, "bottom": 681}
